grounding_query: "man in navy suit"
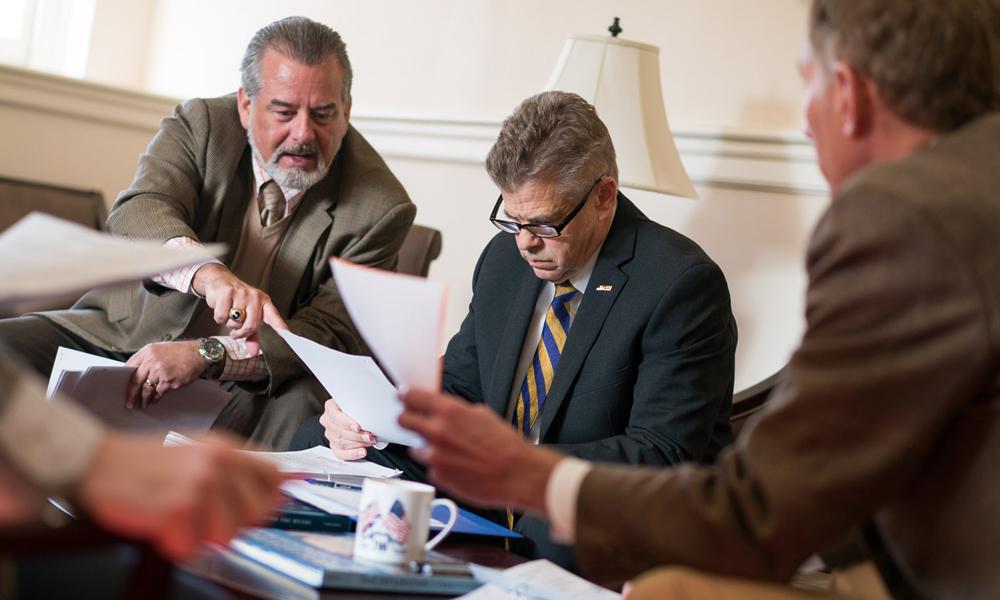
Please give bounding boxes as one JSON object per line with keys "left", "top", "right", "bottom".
{"left": 294, "top": 91, "right": 737, "bottom": 566}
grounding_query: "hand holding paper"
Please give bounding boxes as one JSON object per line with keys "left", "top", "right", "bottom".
{"left": 277, "top": 260, "right": 448, "bottom": 448}
{"left": 277, "top": 329, "right": 423, "bottom": 447}
{"left": 329, "top": 258, "right": 446, "bottom": 391}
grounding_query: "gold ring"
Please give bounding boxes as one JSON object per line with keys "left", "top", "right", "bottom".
{"left": 143, "top": 380, "right": 156, "bottom": 389}
{"left": 229, "top": 308, "right": 245, "bottom": 322}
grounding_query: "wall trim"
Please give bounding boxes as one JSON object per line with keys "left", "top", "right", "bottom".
{"left": 352, "top": 112, "right": 828, "bottom": 197}
{"left": 0, "top": 64, "right": 828, "bottom": 197}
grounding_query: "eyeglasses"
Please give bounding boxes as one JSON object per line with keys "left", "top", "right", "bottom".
{"left": 489, "top": 174, "right": 607, "bottom": 238}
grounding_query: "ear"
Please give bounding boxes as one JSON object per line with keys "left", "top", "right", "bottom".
{"left": 594, "top": 176, "right": 618, "bottom": 221}
{"left": 237, "top": 87, "right": 252, "bottom": 130}
{"left": 831, "top": 63, "right": 872, "bottom": 138}
{"left": 343, "top": 96, "right": 352, "bottom": 124}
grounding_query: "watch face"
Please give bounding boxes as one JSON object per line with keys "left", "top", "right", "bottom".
{"left": 201, "top": 338, "right": 226, "bottom": 362}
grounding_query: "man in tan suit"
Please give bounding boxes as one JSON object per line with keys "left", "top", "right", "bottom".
{"left": 397, "top": 1, "right": 1000, "bottom": 598}
{"left": 0, "top": 17, "right": 415, "bottom": 449}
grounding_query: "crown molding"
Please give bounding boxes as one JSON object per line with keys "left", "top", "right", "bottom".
{"left": 0, "top": 65, "right": 828, "bottom": 197}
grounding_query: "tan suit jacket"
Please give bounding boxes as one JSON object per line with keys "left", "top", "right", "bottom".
{"left": 574, "top": 113, "right": 1000, "bottom": 599}
{"left": 40, "top": 96, "right": 415, "bottom": 395}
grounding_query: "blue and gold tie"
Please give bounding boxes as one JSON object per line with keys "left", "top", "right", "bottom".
{"left": 514, "top": 282, "right": 579, "bottom": 437}
{"left": 508, "top": 282, "right": 578, "bottom": 545}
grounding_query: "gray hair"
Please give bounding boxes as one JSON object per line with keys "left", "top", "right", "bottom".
{"left": 485, "top": 91, "right": 618, "bottom": 200}
{"left": 810, "top": 0, "right": 999, "bottom": 131}
{"left": 240, "top": 16, "right": 352, "bottom": 102}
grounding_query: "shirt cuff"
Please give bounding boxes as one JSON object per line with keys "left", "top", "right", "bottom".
{"left": 151, "top": 237, "right": 222, "bottom": 294}
{"left": 0, "top": 373, "right": 105, "bottom": 495}
{"left": 214, "top": 336, "right": 269, "bottom": 382}
{"left": 545, "top": 456, "right": 592, "bottom": 544}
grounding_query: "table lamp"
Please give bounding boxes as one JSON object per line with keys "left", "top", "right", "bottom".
{"left": 545, "top": 17, "right": 697, "bottom": 198}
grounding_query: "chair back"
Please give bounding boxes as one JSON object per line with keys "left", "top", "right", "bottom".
{"left": 0, "top": 176, "right": 106, "bottom": 232}
{"left": 730, "top": 368, "right": 784, "bottom": 436}
{"left": 396, "top": 224, "right": 442, "bottom": 277}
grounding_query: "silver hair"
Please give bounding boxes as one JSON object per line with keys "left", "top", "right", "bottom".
{"left": 240, "top": 16, "right": 352, "bottom": 101}
{"left": 485, "top": 91, "right": 618, "bottom": 200}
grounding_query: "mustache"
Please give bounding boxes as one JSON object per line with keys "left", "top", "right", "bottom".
{"left": 274, "top": 144, "right": 319, "bottom": 160}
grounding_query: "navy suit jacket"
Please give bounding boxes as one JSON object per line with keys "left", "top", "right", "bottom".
{"left": 443, "top": 193, "right": 737, "bottom": 466}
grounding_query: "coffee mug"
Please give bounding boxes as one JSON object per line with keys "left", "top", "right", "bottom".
{"left": 353, "top": 478, "right": 459, "bottom": 565}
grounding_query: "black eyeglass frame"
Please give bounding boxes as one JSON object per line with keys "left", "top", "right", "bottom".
{"left": 489, "top": 174, "right": 608, "bottom": 238}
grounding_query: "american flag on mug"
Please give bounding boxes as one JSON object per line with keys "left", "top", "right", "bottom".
{"left": 385, "top": 499, "right": 411, "bottom": 543}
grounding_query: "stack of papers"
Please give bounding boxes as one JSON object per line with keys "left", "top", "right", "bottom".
{"left": 47, "top": 347, "right": 231, "bottom": 434}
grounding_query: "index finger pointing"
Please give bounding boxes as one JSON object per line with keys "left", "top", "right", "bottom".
{"left": 262, "top": 302, "right": 288, "bottom": 331}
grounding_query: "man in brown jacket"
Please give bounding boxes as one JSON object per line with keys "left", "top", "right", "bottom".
{"left": 0, "top": 17, "right": 415, "bottom": 449}
{"left": 397, "top": 1, "right": 1000, "bottom": 597}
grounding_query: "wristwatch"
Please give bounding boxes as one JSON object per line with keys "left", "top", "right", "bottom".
{"left": 198, "top": 337, "right": 226, "bottom": 379}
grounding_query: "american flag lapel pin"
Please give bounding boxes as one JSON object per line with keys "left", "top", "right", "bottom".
{"left": 595, "top": 284, "right": 613, "bottom": 292}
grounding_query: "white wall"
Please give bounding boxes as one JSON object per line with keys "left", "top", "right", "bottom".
{"left": 141, "top": 0, "right": 810, "bottom": 131}
{"left": 0, "top": 1, "right": 828, "bottom": 391}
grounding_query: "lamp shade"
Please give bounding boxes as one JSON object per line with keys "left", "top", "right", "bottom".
{"left": 545, "top": 34, "right": 697, "bottom": 199}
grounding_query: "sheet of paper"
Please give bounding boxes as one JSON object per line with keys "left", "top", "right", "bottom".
{"left": 456, "top": 583, "right": 521, "bottom": 599}
{"left": 281, "top": 480, "right": 361, "bottom": 516}
{"left": 47, "top": 347, "right": 231, "bottom": 434}
{"left": 241, "top": 446, "right": 403, "bottom": 479}
{"left": 281, "top": 481, "right": 447, "bottom": 528}
{"left": 329, "top": 258, "right": 445, "bottom": 391}
{"left": 0, "top": 212, "right": 224, "bottom": 306}
{"left": 276, "top": 329, "right": 423, "bottom": 447}
{"left": 469, "top": 560, "right": 620, "bottom": 600}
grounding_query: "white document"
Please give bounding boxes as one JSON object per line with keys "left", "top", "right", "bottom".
{"left": 164, "top": 431, "right": 401, "bottom": 480}
{"left": 0, "top": 212, "right": 224, "bottom": 306}
{"left": 329, "top": 258, "right": 446, "bottom": 391}
{"left": 280, "top": 480, "right": 361, "bottom": 516}
{"left": 241, "top": 446, "right": 402, "bottom": 479}
{"left": 47, "top": 347, "right": 231, "bottom": 434}
{"left": 277, "top": 329, "right": 423, "bottom": 447}
{"left": 281, "top": 481, "right": 448, "bottom": 528}
{"left": 46, "top": 346, "right": 122, "bottom": 398}
{"left": 466, "top": 560, "right": 621, "bottom": 600}
{"left": 456, "top": 583, "right": 521, "bottom": 600}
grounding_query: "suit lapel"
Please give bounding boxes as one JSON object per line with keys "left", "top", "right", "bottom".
{"left": 214, "top": 149, "right": 253, "bottom": 264}
{"left": 485, "top": 271, "right": 544, "bottom": 416}
{"left": 538, "top": 194, "right": 638, "bottom": 441}
{"left": 270, "top": 159, "right": 342, "bottom": 315}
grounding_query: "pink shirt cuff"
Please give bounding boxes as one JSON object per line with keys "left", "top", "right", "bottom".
{"left": 214, "top": 336, "right": 268, "bottom": 382}
{"left": 545, "top": 457, "right": 592, "bottom": 544}
{"left": 151, "top": 237, "right": 222, "bottom": 294}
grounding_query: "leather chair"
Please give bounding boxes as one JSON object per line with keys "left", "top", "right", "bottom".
{"left": 0, "top": 176, "right": 106, "bottom": 233}
{"left": 396, "top": 224, "right": 442, "bottom": 277}
{"left": 0, "top": 177, "right": 108, "bottom": 316}
{"left": 730, "top": 367, "right": 784, "bottom": 436}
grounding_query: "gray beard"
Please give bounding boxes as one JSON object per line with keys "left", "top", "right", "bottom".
{"left": 247, "top": 122, "right": 331, "bottom": 190}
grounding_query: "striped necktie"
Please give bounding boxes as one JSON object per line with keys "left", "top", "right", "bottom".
{"left": 507, "top": 282, "right": 579, "bottom": 545}
{"left": 258, "top": 180, "right": 286, "bottom": 227}
{"left": 514, "top": 282, "right": 579, "bottom": 437}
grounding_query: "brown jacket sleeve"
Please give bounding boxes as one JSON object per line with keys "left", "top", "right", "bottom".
{"left": 572, "top": 185, "right": 990, "bottom": 587}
